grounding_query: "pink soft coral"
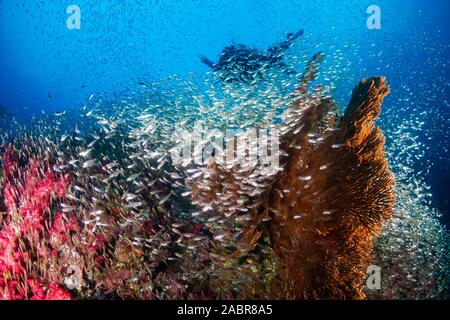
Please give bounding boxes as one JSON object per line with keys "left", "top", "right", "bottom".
{"left": 0, "top": 146, "right": 73, "bottom": 300}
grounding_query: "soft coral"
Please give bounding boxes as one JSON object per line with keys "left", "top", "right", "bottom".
{"left": 0, "top": 146, "right": 73, "bottom": 300}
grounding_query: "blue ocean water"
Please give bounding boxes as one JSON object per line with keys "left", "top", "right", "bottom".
{"left": 0, "top": 0, "right": 449, "bottom": 223}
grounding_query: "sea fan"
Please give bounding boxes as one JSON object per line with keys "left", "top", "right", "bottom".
{"left": 189, "top": 52, "right": 395, "bottom": 299}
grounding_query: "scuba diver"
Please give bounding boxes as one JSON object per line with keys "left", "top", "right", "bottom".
{"left": 199, "top": 29, "right": 304, "bottom": 83}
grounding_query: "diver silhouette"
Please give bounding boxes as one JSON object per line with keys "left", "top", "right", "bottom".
{"left": 200, "top": 29, "right": 304, "bottom": 83}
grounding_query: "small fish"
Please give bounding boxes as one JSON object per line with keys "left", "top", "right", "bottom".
{"left": 126, "top": 173, "right": 141, "bottom": 182}
{"left": 124, "top": 201, "right": 143, "bottom": 209}
{"left": 79, "top": 148, "right": 92, "bottom": 158}
{"left": 82, "top": 159, "right": 97, "bottom": 168}
{"left": 61, "top": 133, "right": 70, "bottom": 142}
{"left": 214, "top": 234, "right": 226, "bottom": 241}
{"left": 73, "top": 185, "right": 86, "bottom": 193}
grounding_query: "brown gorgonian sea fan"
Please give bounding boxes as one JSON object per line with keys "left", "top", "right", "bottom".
{"left": 190, "top": 55, "right": 395, "bottom": 299}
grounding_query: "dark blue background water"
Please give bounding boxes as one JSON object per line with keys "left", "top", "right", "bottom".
{"left": 1, "top": 0, "right": 449, "bottom": 224}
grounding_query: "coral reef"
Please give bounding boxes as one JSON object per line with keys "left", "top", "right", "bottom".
{"left": 0, "top": 141, "right": 212, "bottom": 300}
{"left": 190, "top": 72, "right": 395, "bottom": 298}
{"left": 1, "top": 48, "right": 446, "bottom": 300}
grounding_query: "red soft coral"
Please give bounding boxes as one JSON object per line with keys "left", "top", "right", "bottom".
{"left": 49, "top": 212, "right": 80, "bottom": 244}
{"left": 28, "top": 280, "right": 73, "bottom": 300}
{"left": 0, "top": 146, "right": 73, "bottom": 300}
